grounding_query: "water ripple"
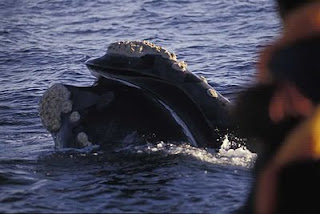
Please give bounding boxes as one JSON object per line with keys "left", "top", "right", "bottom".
{"left": 0, "top": 0, "right": 279, "bottom": 212}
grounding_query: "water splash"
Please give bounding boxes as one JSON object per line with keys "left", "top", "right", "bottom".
{"left": 217, "top": 135, "right": 257, "bottom": 167}
{"left": 133, "top": 135, "right": 257, "bottom": 168}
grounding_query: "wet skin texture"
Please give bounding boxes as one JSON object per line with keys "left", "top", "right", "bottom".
{"left": 44, "top": 52, "right": 233, "bottom": 149}
{"left": 58, "top": 79, "right": 190, "bottom": 149}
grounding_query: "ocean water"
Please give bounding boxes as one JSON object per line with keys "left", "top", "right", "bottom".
{"left": 0, "top": 0, "right": 280, "bottom": 213}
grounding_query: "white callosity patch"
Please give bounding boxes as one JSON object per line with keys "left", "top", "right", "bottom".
{"left": 171, "top": 61, "right": 188, "bottom": 72}
{"left": 108, "top": 40, "right": 177, "bottom": 60}
{"left": 107, "top": 40, "right": 188, "bottom": 72}
{"left": 69, "top": 111, "right": 80, "bottom": 123}
{"left": 207, "top": 88, "right": 218, "bottom": 98}
{"left": 39, "top": 83, "right": 73, "bottom": 132}
{"left": 77, "top": 132, "right": 92, "bottom": 147}
{"left": 200, "top": 76, "right": 208, "bottom": 84}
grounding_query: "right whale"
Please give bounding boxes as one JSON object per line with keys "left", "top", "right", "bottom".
{"left": 39, "top": 41, "right": 232, "bottom": 150}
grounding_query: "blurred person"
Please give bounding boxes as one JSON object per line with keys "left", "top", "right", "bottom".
{"left": 236, "top": 1, "right": 320, "bottom": 213}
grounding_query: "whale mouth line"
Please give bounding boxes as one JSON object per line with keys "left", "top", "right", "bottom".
{"left": 86, "top": 64, "right": 153, "bottom": 78}
{"left": 87, "top": 64, "right": 176, "bottom": 90}
{"left": 86, "top": 62, "right": 180, "bottom": 88}
{"left": 157, "top": 100, "right": 198, "bottom": 147}
{"left": 94, "top": 75, "right": 198, "bottom": 147}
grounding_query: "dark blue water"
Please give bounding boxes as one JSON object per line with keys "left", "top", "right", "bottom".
{"left": 0, "top": 0, "right": 280, "bottom": 213}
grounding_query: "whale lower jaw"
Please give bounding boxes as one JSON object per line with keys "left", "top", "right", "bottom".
{"left": 92, "top": 75, "right": 199, "bottom": 147}
{"left": 39, "top": 83, "right": 94, "bottom": 149}
{"left": 90, "top": 70, "right": 226, "bottom": 148}
{"left": 39, "top": 79, "right": 202, "bottom": 149}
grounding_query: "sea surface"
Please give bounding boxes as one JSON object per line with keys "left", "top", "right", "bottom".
{"left": 0, "top": 0, "right": 280, "bottom": 213}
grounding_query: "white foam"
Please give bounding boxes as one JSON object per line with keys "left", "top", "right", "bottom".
{"left": 216, "top": 135, "right": 257, "bottom": 167}
{"left": 133, "top": 135, "right": 257, "bottom": 168}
